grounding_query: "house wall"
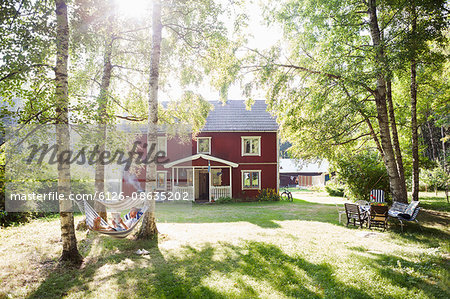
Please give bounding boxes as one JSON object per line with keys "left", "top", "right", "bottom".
{"left": 122, "top": 131, "right": 278, "bottom": 199}
{"left": 195, "top": 132, "right": 278, "bottom": 199}
{"left": 232, "top": 163, "right": 278, "bottom": 199}
{"left": 280, "top": 172, "right": 328, "bottom": 187}
{"left": 194, "top": 132, "right": 277, "bottom": 163}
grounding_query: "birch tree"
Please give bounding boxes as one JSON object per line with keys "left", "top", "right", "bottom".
{"left": 213, "top": 0, "right": 448, "bottom": 203}
{"left": 136, "top": 0, "right": 229, "bottom": 238}
{"left": 55, "top": 0, "right": 82, "bottom": 264}
{"left": 137, "top": 0, "right": 162, "bottom": 239}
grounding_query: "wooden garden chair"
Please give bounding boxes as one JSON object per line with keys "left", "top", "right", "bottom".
{"left": 344, "top": 203, "right": 367, "bottom": 228}
{"left": 368, "top": 205, "right": 389, "bottom": 231}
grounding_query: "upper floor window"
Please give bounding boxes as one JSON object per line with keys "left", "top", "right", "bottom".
{"left": 157, "top": 136, "right": 167, "bottom": 156}
{"left": 197, "top": 137, "right": 211, "bottom": 154}
{"left": 241, "top": 136, "right": 261, "bottom": 156}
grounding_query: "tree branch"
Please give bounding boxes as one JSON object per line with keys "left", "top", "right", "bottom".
{"left": 0, "top": 64, "right": 54, "bottom": 82}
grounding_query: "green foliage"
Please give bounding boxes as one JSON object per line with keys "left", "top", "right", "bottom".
{"left": 0, "top": 154, "right": 31, "bottom": 227}
{"left": 257, "top": 188, "right": 280, "bottom": 202}
{"left": 214, "top": 196, "right": 233, "bottom": 204}
{"left": 420, "top": 166, "right": 449, "bottom": 194}
{"left": 160, "top": 93, "right": 213, "bottom": 133}
{"left": 332, "top": 151, "right": 389, "bottom": 201}
{"left": 324, "top": 181, "right": 345, "bottom": 197}
{"left": 309, "top": 185, "right": 324, "bottom": 192}
{"left": 210, "top": 0, "right": 448, "bottom": 204}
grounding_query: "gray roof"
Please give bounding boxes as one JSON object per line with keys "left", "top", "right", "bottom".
{"left": 202, "top": 100, "right": 278, "bottom": 132}
{"left": 280, "top": 159, "right": 329, "bottom": 173}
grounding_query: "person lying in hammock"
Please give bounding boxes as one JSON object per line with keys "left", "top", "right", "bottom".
{"left": 92, "top": 207, "right": 142, "bottom": 231}
{"left": 124, "top": 207, "right": 143, "bottom": 227}
{"left": 92, "top": 216, "right": 114, "bottom": 231}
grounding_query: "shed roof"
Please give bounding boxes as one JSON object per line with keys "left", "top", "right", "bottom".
{"left": 279, "top": 159, "right": 329, "bottom": 174}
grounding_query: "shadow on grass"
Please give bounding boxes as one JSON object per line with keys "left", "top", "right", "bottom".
{"left": 350, "top": 249, "right": 450, "bottom": 299}
{"left": 26, "top": 199, "right": 448, "bottom": 298}
{"left": 384, "top": 210, "right": 450, "bottom": 249}
{"left": 27, "top": 234, "right": 158, "bottom": 299}
{"left": 419, "top": 197, "right": 450, "bottom": 212}
{"left": 29, "top": 237, "right": 373, "bottom": 298}
{"left": 156, "top": 200, "right": 339, "bottom": 229}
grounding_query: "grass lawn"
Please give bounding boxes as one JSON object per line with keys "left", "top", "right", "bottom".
{"left": 0, "top": 192, "right": 449, "bottom": 298}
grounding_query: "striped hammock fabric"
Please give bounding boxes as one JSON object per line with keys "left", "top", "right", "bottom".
{"left": 75, "top": 198, "right": 149, "bottom": 238}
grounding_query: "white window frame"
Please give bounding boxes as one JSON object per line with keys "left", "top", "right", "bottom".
{"left": 197, "top": 137, "right": 211, "bottom": 154}
{"left": 241, "top": 170, "right": 261, "bottom": 190}
{"left": 157, "top": 136, "right": 167, "bottom": 156}
{"left": 241, "top": 136, "right": 261, "bottom": 156}
{"left": 156, "top": 171, "right": 167, "bottom": 190}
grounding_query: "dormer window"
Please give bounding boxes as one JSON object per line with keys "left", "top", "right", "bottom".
{"left": 157, "top": 136, "right": 167, "bottom": 156}
{"left": 241, "top": 136, "right": 261, "bottom": 156}
{"left": 197, "top": 137, "right": 211, "bottom": 154}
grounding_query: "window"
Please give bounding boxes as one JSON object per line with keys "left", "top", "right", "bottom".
{"left": 241, "top": 136, "right": 261, "bottom": 156}
{"left": 176, "top": 168, "right": 193, "bottom": 186}
{"left": 156, "top": 171, "right": 167, "bottom": 190}
{"left": 242, "top": 170, "right": 261, "bottom": 190}
{"left": 157, "top": 136, "right": 167, "bottom": 156}
{"left": 212, "top": 169, "right": 222, "bottom": 186}
{"left": 197, "top": 137, "right": 211, "bottom": 154}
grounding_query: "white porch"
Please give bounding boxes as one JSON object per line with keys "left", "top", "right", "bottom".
{"left": 165, "top": 154, "right": 238, "bottom": 202}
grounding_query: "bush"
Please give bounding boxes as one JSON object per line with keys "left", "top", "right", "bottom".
{"left": 0, "top": 153, "right": 32, "bottom": 227}
{"left": 325, "top": 181, "right": 345, "bottom": 197}
{"left": 332, "top": 151, "right": 389, "bottom": 201}
{"left": 257, "top": 188, "right": 280, "bottom": 201}
{"left": 309, "top": 185, "right": 324, "bottom": 192}
{"left": 214, "top": 196, "right": 233, "bottom": 204}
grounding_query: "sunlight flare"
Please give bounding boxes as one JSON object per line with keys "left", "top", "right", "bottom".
{"left": 115, "top": 0, "right": 150, "bottom": 19}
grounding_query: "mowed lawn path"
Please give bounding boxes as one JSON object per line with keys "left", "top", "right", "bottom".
{"left": 1, "top": 193, "right": 449, "bottom": 298}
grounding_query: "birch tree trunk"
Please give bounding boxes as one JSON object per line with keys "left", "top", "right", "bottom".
{"left": 55, "top": 0, "right": 82, "bottom": 264}
{"left": 410, "top": 4, "right": 419, "bottom": 202}
{"left": 410, "top": 58, "right": 419, "bottom": 201}
{"left": 427, "top": 119, "right": 437, "bottom": 160}
{"left": 137, "top": 0, "right": 161, "bottom": 239}
{"left": 442, "top": 127, "right": 449, "bottom": 203}
{"left": 94, "top": 12, "right": 114, "bottom": 221}
{"left": 367, "top": 0, "right": 407, "bottom": 203}
{"left": 387, "top": 79, "right": 407, "bottom": 197}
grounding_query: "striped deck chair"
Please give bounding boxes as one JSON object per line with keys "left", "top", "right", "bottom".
{"left": 388, "top": 201, "right": 421, "bottom": 232}
{"left": 370, "top": 189, "right": 385, "bottom": 203}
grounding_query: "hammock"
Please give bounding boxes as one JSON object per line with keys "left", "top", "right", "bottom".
{"left": 75, "top": 198, "right": 149, "bottom": 238}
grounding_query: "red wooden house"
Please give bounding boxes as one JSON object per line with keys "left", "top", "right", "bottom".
{"left": 122, "top": 100, "right": 279, "bottom": 201}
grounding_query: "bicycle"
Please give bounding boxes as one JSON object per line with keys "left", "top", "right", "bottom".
{"left": 280, "top": 188, "right": 293, "bottom": 202}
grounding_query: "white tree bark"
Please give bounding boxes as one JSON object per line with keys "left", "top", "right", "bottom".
{"left": 55, "top": 0, "right": 82, "bottom": 264}
{"left": 137, "top": 0, "right": 161, "bottom": 239}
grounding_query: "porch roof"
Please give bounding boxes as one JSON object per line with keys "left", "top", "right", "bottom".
{"left": 164, "top": 153, "right": 239, "bottom": 168}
